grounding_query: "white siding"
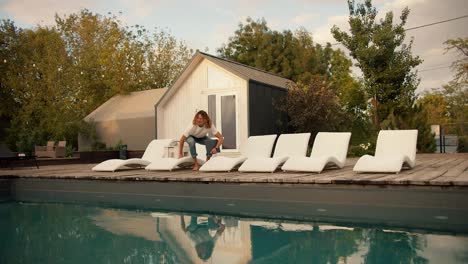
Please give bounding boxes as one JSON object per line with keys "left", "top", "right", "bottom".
{"left": 157, "top": 58, "right": 248, "bottom": 153}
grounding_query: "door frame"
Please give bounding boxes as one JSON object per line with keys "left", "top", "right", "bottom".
{"left": 207, "top": 91, "right": 240, "bottom": 152}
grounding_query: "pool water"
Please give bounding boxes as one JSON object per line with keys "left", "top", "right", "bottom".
{"left": 1, "top": 202, "right": 468, "bottom": 264}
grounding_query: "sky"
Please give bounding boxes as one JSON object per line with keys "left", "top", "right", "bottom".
{"left": 1, "top": 0, "right": 467, "bottom": 93}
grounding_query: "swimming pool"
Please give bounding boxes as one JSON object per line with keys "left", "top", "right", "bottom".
{"left": 1, "top": 178, "right": 468, "bottom": 263}
{"left": 1, "top": 201, "right": 468, "bottom": 264}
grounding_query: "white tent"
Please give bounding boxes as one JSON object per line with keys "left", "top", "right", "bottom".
{"left": 79, "top": 88, "right": 167, "bottom": 151}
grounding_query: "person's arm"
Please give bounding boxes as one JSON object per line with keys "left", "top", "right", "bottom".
{"left": 213, "top": 216, "right": 225, "bottom": 235}
{"left": 178, "top": 135, "right": 187, "bottom": 158}
{"left": 211, "top": 132, "right": 224, "bottom": 154}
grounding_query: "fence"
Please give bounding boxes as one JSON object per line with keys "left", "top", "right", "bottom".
{"left": 434, "top": 122, "right": 468, "bottom": 153}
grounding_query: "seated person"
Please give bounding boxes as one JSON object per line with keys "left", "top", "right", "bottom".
{"left": 180, "top": 215, "right": 225, "bottom": 261}
{"left": 178, "top": 110, "right": 224, "bottom": 171}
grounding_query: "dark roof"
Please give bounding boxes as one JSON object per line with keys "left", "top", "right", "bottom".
{"left": 198, "top": 52, "right": 291, "bottom": 89}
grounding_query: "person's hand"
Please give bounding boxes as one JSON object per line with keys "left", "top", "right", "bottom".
{"left": 178, "top": 152, "right": 183, "bottom": 159}
{"left": 211, "top": 148, "right": 218, "bottom": 154}
{"left": 216, "top": 224, "right": 225, "bottom": 235}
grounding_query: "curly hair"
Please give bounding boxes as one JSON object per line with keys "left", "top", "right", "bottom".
{"left": 192, "top": 110, "right": 212, "bottom": 128}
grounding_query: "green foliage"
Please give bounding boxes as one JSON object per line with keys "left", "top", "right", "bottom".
{"left": 219, "top": 17, "right": 371, "bottom": 145}
{"left": 0, "top": 10, "right": 192, "bottom": 152}
{"left": 277, "top": 78, "right": 347, "bottom": 138}
{"left": 348, "top": 142, "right": 376, "bottom": 157}
{"left": 444, "top": 37, "right": 468, "bottom": 84}
{"left": 380, "top": 104, "right": 436, "bottom": 153}
{"left": 417, "top": 91, "right": 450, "bottom": 125}
{"left": 458, "top": 136, "right": 468, "bottom": 153}
{"left": 65, "top": 144, "right": 75, "bottom": 157}
{"left": 331, "top": 0, "right": 422, "bottom": 129}
{"left": 217, "top": 18, "right": 355, "bottom": 87}
{"left": 331, "top": 0, "right": 437, "bottom": 152}
{"left": 418, "top": 81, "right": 467, "bottom": 135}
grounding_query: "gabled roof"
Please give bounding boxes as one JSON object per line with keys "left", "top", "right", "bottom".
{"left": 156, "top": 52, "right": 292, "bottom": 108}
{"left": 85, "top": 88, "right": 167, "bottom": 122}
{"left": 198, "top": 52, "right": 291, "bottom": 89}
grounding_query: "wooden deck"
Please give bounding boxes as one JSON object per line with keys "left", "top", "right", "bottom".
{"left": 1, "top": 154, "right": 467, "bottom": 187}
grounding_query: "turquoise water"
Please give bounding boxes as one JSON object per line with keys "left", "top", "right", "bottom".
{"left": 1, "top": 202, "right": 468, "bottom": 264}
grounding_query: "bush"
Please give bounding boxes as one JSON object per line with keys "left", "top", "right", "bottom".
{"left": 458, "top": 136, "right": 468, "bottom": 153}
{"left": 348, "top": 142, "right": 375, "bottom": 157}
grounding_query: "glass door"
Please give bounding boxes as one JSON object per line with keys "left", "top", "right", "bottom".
{"left": 207, "top": 93, "right": 238, "bottom": 151}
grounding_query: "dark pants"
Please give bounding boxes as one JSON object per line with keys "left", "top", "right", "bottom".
{"left": 186, "top": 136, "right": 220, "bottom": 158}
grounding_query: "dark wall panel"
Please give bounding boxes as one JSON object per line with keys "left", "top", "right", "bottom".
{"left": 248, "top": 81, "right": 289, "bottom": 136}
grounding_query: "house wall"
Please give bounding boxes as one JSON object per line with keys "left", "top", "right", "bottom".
{"left": 157, "top": 59, "right": 249, "bottom": 153}
{"left": 248, "top": 80, "right": 289, "bottom": 136}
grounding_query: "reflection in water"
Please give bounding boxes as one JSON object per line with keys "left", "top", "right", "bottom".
{"left": 1, "top": 202, "right": 468, "bottom": 264}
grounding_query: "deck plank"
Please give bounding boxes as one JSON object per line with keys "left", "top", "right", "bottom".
{"left": 1, "top": 154, "right": 467, "bottom": 187}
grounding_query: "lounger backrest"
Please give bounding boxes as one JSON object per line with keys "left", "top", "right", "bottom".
{"left": 273, "top": 133, "right": 311, "bottom": 158}
{"left": 242, "top": 135, "right": 277, "bottom": 158}
{"left": 375, "top": 130, "right": 418, "bottom": 161}
{"left": 58, "top": 141, "right": 66, "bottom": 147}
{"left": 310, "top": 132, "right": 351, "bottom": 162}
{"left": 46, "top": 141, "right": 55, "bottom": 151}
{"left": 142, "top": 139, "right": 175, "bottom": 161}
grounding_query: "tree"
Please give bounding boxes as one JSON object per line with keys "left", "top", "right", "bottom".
{"left": 417, "top": 37, "right": 467, "bottom": 152}
{"left": 55, "top": 9, "right": 192, "bottom": 117}
{"left": 331, "top": 0, "right": 422, "bottom": 129}
{"left": 277, "top": 78, "right": 346, "bottom": 140}
{"left": 217, "top": 18, "right": 356, "bottom": 87}
{"left": 218, "top": 17, "right": 368, "bottom": 143}
{"left": 417, "top": 91, "right": 450, "bottom": 125}
{"left": 444, "top": 37, "right": 468, "bottom": 84}
{"left": 0, "top": 10, "right": 192, "bottom": 151}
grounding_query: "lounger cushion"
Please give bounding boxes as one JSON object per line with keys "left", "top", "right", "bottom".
{"left": 146, "top": 143, "right": 207, "bottom": 171}
{"left": 199, "top": 156, "right": 247, "bottom": 172}
{"left": 282, "top": 156, "right": 342, "bottom": 173}
{"left": 282, "top": 132, "right": 351, "bottom": 173}
{"left": 92, "top": 158, "right": 151, "bottom": 172}
{"left": 353, "top": 130, "right": 418, "bottom": 173}
{"left": 353, "top": 155, "right": 411, "bottom": 173}
{"left": 238, "top": 157, "right": 288, "bottom": 172}
{"left": 92, "top": 139, "right": 175, "bottom": 172}
{"left": 199, "top": 135, "right": 278, "bottom": 172}
{"left": 145, "top": 157, "right": 205, "bottom": 171}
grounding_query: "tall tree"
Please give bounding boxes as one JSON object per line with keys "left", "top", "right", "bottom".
{"left": 55, "top": 10, "right": 192, "bottom": 117}
{"left": 0, "top": 10, "right": 192, "bottom": 151}
{"left": 217, "top": 18, "right": 356, "bottom": 87}
{"left": 417, "top": 91, "right": 450, "bottom": 125}
{"left": 444, "top": 37, "right": 468, "bottom": 84}
{"left": 0, "top": 20, "right": 22, "bottom": 140}
{"left": 277, "top": 78, "right": 347, "bottom": 139}
{"left": 218, "top": 17, "right": 368, "bottom": 142}
{"left": 331, "top": 0, "right": 422, "bottom": 128}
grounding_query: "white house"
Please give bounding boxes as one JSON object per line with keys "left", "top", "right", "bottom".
{"left": 156, "top": 52, "right": 292, "bottom": 155}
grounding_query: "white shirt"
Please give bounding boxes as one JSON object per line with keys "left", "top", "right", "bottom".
{"left": 183, "top": 123, "right": 218, "bottom": 138}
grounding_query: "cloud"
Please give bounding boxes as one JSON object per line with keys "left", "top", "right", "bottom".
{"left": 0, "top": 0, "right": 95, "bottom": 25}
{"left": 311, "top": 15, "right": 348, "bottom": 44}
{"left": 291, "top": 13, "right": 319, "bottom": 25}
{"left": 119, "top": 0, "right": 159, "bottom": 19}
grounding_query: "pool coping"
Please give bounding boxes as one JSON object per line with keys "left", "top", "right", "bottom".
{"left": 2, "top": 177, "right": 468, "bottom": 234}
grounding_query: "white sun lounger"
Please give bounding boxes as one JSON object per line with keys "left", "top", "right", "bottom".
{"left": 199, "top": 134, "right": 277, "bottom": 172}
{"left": 353, "top": 129, "right": 418, "bottom": 173}
{"left": 238, "top": 133, "right": 311, "bottom": 173}
{"left": 282, "top": 132, "right": 351, "bottom": 173}
{"left": 145, "top": 143, "right": 207, "bottom": 171}
{"left": 92, "top": 139, "right": 175, "bottom": 172}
